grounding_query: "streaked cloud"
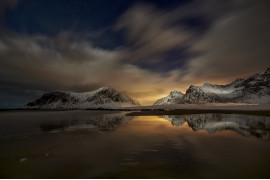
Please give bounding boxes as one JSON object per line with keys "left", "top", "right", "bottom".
{"left": 185, "top": 0, "right": 270, "bottom": 83}
{"left": 0, "top": 31, "right": 186, "bottom": 106}
{"left": 0, "top": 0, "right": 270, "bottom": 107}
{"left": 115, "top": 2, "right": 194, "bottom": 65}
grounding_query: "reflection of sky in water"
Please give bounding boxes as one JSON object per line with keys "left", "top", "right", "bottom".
{"left": 0, "top": 111, "right": 270, "bottom": 178}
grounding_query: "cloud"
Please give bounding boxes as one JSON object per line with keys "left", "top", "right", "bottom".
{"left": 116, "top": 0, "right": 270, "bottom": 84}
{"left": 115, "top": 2, "right": 194, "bottom": 64}
{"left": 1, "top": 0, "right": 270, "bottom": 107}
{"left": 184, "top": 0, "right": 270, "bottom": 83}
{"left": 0, "top": 31, "right": 188, "bottom": 106}
{"left": 0, "top": 0, "right": 19, "bottom": 17}
{"left": 114, "top": 0, "right": 242, "bottom": 66}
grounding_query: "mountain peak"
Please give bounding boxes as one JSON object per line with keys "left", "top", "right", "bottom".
{"left": 97, "top": 86, "right": 115, "bottom": 91}
{"left": 153, "top": 90, "right": 184, "bottom": 105}
{"left": 228, "top": 78, "right": 245, "bottom": 87}
{"left": 170, "top": 90, "right": 183, "bottom": 95}
{"left": 181, "top": 68, "right": 270, "bottom": 104}
{"left": 264, "top": 67, "right": 270, "bottom": 73}
{"left": 25, "top": 87, "right": 140, "bottom": 109}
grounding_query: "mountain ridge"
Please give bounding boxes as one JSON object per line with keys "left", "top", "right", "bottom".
{"left": 154, "top": 68, "right": 270, "bottom": 105}
{"left": 25, "top": 87, "right": 140, "bottom": 109}
{"left": 25, "top": 68, "right": 270, "bottom": 109}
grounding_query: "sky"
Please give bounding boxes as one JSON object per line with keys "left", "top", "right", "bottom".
{"left": 0, "top": 0, "right": 270, "bottom": 108}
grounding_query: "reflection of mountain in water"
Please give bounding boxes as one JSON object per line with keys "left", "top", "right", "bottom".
{"left": 161, "top": 114, "right": 270, "bottom": 141}
{"left": 40, "top": 113, "right": 132, "bottom": 132}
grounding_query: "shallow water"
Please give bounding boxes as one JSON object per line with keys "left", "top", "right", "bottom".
{"left": 0, "top": 110, "right": 270, "bottom": 178}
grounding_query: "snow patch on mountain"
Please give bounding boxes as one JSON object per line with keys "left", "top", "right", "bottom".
{"left": 182, "top": 68, "right": 270, "bottom": 104}
{"left": 153, "top": 90, "right": 184, "bottom": 105}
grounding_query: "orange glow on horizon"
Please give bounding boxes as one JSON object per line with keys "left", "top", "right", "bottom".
{"left": 124, "top": 71, "right": 256, "bottom": 106}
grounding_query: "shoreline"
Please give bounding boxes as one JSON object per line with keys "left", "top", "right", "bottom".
{"left": 1, "top": 104, "right": 270, "bottom": 116}
{"left": 126, "top": 109, "right": 270, "bottom": 116}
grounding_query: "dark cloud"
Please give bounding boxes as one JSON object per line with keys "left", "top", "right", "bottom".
{"left": 184, "top": 0, "right": 270, "bottom": 83}
{"left": 115, "top": 2, "right": 194, "bottom": 65}
{"left": 0, "top": 31, "right": 186, "bottom": 106}
{"left": 0, "top": 0, "right": 19, "bottom": 16}
{"left": 0, "top": 0, "right": 270, "bottom": 107}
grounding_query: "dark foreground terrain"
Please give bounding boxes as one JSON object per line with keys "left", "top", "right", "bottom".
{"left": 0, "top": 110, "right": 270, "bottom": 178}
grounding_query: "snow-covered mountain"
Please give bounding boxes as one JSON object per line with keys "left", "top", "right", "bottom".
{"left": 155, "top": 68, "right": 270, "bottom": 105}
{"left": 153, "top": 90, "right": 184, "bottom": 105}
{"left": 182, "top": 68, "right": 270, "bottom": 104}
{"left": 25, "top": 87, "right": 140, "bottom": 109}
